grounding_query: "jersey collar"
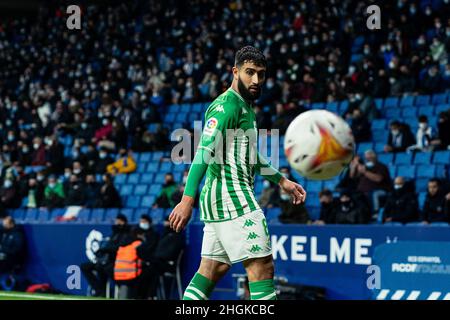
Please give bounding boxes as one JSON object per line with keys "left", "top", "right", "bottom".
{"left": 228, "top": 87, "right": 252, "bottom": 107}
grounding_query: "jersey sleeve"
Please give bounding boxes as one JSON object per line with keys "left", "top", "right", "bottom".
{"left": 255, "top": 151, "right": 284, "bottom": 184}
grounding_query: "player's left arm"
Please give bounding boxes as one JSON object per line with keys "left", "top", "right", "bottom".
{"left": 255, "top": 152, "right": 306, "bottom": 205}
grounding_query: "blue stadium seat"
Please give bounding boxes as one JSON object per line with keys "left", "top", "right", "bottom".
{"left": 155, "top": 173, "right": 166, "bottom": 184}
{"left": 149, "top": 184, "right": 162, "bottom": 196}
{"left": 134, "top": 184, "right": 148, "bottom": 196}
{"left": 192, "top": 103, "right": 203, "bottom": 113}
{"left": 168, "top": 104, "right": 180, "bottom": 114}
{"left": 415, "top": 178, "right": 429, "bottom": 192}
{"left": 372, "top": 119, "right": 387, "bottom": 130}
{"left": 418, "top": 106, "right": 434, "bottom": 118}
{"left": 374, "top": 98, "right": 384, "bottom": 109}
{"left": 416, "top": 165, "right": 436, "bottom": 178}
{"left": 120, "top": 184, "right": 134, "bottom": 196}
{"left": 139, "top": 152, "right": 152, "bottom": 163}
{"left": 136, "top": 163, "right": 148, "bottom": 173}
{"left": 126, "top": 196, "right": 141, "bottom": 208}
{"left": 384, "top": 97, "right": 399, "bottom": 108}
{"left": 306, "top": 192, "right": 321, "bottom": 208}
{"left": 435, "top": 165, "right": 447, "bottom": 178}
{"left": 384, "top": 108, "right": 401, "bottom": 119}
{"left": 378, "top": 153, "right": 394, "bottom": 165}
{"left": 326, "top": 102, "right": 338, "bottom": 113}
{"left": 404, "top": 117, "right": 418, "bottom": 129}
{"left": 90, "top": 209, "right": 105, "bottom": 223}
{"left": 418, "top": 193, "right": 427, "bottom": 209}
{"left": 134, "top": 208, "right": 150, "bottom": 222}
{"left": 114, "top": 174, "right": 127, "bottom": 185}
{"left": 150, "top": 208, "right": 165, "bottom": 224}
{"left": 401, "top": 107, "right": 417, "bottom": 118}
{"left": 127, "top": 173, "right": 140, "bottom": 185}
{"left": 173, "top": 163, "right": 188, "bottom": 172}
{"left": 430, "top": 222, "right": 449, "bottom": 227}
{"left": 323, "top": 178, "right": 339, "bottom": 191}
{"left": 432, "top": 151, "right": 450, "bottom": 165}
{"left": 394, "top": 152, "right": 412, "bottom": 165}
{"left": 146, "top": 162, "right": 159, "bottom": 173}
{"left": 188, "top": 112, "right": 201, "bottom": 123}
{"left": 373, "top": 130, "right": 388, "bottom": 143}
{"left": 141, "top": 196, "right": 155, "bottom": 208}
{"left": 120, "top": 208, "right": 134, "bottom": 223}
{"left": 266, "top": 207, "right": 281, "bottom": 221}
{"left": 306, "top": 181, "right": 323, "bottom": 193}
{"left": 396, "top": 165, "right": 415, "bottom": 179}
{"left": 152, "top": 151, "right": 165, "bottom": 161}
{"left": 405, "top": 222, "right": 424, "bottom": 226}
{"left": 50, "top": 208, "right": 65, "bottom": 221}
{"left": 413, "top": 152, "right": 432, "bottom": 165}
{"left": 388, "top": 164, "right": 397, "bottom": 178}
{"left": 415, "top": 95, "right": 430, "bottom": 106}
{"left": 11, "top": 209, "right": 25, "bottom": 222}
{"left": 373, "top": 142, "right": 385, "bottom": 153}
{"left": 24, "top": 209, "right": 38, "bottom": 222}
{"left": 104, "top": 208, "right": 120, "bottom": 223}
{"left": 431, "top": 93, "right": 447, "bottom": 105}
{"left": 160, "top": 161, "right": 173, "bottom": 172}
{"left": 310, "top": 102, "right": 325, "bottom": 110}
{"left": 357, "top": 142, "right": 373, "bottom": 154}
{"left": 140, "top": 173, "right": 154, "bottom": 184}
{"left": 435, "top": 104, "right": 449, "bottom": 115}
{"left": 399, "top": 96, "right": 414, "bottom": 107}
{"left": 36, "top": 208, "right": 50, "bottom": 223}
{"left": 338, "top": 100, "right": 349, "bottom": 114}
{"left": 164, "top": 113, "right": 176, "bottom": 123}
{"left": 77, "top": 209, "right": 91, "bottom": 222}
{"left": 175, "top": 112, "right": 187, "bottom": 123}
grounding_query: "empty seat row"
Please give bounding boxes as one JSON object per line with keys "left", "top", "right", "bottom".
{"left": 375, "top": 93, "right": 449, "bottom": 109}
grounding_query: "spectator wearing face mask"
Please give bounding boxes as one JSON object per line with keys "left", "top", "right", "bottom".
{"left": 277, "top": 185, "right": 310, "bottom": 224}
{"left": 95, "top": 148, "right": 114, "bottom": 174}
{"left": 349, "top": 150, "right": 392, "bottom": 214}
{"left": 45, "top": 135, "right": 65, "bottom": 175}
{"left": 314, "top": 189, "right": 338, "bottom": 225}
{"left": 106, "top": 148, "right": 137, "bottom": 175}
{"left": 334, "top": 190, "right": 370, "bottom": 224}
{"left": 25, "top": 176, "right": 45, "bottom": 208}
{"left": 384, "top": 121, "right": 415, "bottom": 153}
{"left": 84, "top": 174, "right": 100, "bottom": 208}
{"left": 430, "top": 111, "right": 450, "bottom": 150}
{"left": 259, "top": 180, "right": 279, "bottom": 209}
{"left": 383, "top": 176, "right": 419, "bottom": 224}
{"left": 421, "top": 178, "right": 450, "bottom": 224}
{"left": 349, "top": 108, "right": 372, "bottom": 143}
{"left": 17, "top": 143, "right": 32, "bottom": 167}
{"left": 153, "top": 173, "right": 177, "bottom": 209}
{"left": 44, "top": 175, "right": 65, "bottom": 208}
{"left": 65, "top": 174, "right": 86, "bottom": 206}
{"left": 407, "top": 115, "right": 436, "bottom": 152}
{"left": 95, "top": 174, "right": 122, "bottom": 208}
{"left": 0, "top": 178, "right": 20, "bottom": 209}
{"left": 0, "top": 216, "right": 26, "bottom": 274}
{"left": 30, "top": 137, "right": 46, "bottom": 166}
{"left": 72, "top": 161, "right": 86, "bottom": 180}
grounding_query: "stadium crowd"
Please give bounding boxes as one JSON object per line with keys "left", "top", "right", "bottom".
{"left": 0, "top": 0, "right": 449, "bottom": 225}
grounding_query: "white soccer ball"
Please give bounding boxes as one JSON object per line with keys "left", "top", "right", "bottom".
{"left": 284, "top": 110, "right": 355, "bottom": 180}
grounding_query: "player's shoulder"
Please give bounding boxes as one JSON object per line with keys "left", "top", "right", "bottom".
{"left": 206, "top": 89, "right": 241, "bottom": 116}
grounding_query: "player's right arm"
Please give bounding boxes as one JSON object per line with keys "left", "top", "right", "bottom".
{"left": 169, "top": 101, "right": 239, "bottom": 232}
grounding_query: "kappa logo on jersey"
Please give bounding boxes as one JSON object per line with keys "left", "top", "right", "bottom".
{"left": 242, "top": 108, "right": 247, "bottom": 114}
{"left": 214, "top": 104, "right": 224, "bottom": 113}
{"left": 203, "top": 117, "right": 219, "bottom": 136}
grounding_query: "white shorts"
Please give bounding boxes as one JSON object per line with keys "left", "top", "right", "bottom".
{"left": 201, "top": 209, "right": 272, "bottom": 265}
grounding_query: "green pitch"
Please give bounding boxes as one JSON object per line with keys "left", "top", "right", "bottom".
{"left": 0, "top": 291, "right": 107, "bottom": 300}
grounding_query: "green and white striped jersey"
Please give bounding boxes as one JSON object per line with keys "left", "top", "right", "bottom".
{"left": 198, "top": 87, "right": 263, "bottom": 222}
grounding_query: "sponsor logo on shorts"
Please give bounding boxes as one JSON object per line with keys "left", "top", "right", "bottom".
{"left": 243, "top": 219, "right": 255, "bottom": 228}
{"left": 249, "top": 245, "right": 262, "bottom": 253}
{"left": 247, "top": 232, "right": 260, "bottom": 240}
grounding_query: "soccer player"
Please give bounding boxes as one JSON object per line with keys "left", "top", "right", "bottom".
{"left": 169, "top": 46, "right": 307, "bottom": 300}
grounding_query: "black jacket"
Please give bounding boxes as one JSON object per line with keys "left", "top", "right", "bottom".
{"left": 136, "top": 227, "right": 160, "bottom": 262}
{"left": 153, "top": 228, "right": 185, "bottom": 263}
{"left": 0, "top": 225, "right": 26, "bottom": 266}
{"left": 422, "top": 192, "right": 449, "bottom": 223}
{"left": 95, "top": 224, "right": 131, "bottom": 266}
{"left": 335, "top": 200, "right": 369, "bottom": 224}
{"left": 384, "top": 188, "right": 419, "bottom": 223}
{"left": 319, "top": 199, "right": 339, "bottom": 224}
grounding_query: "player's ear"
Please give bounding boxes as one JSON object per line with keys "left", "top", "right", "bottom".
{"left": 232, "top": 66, "right": 239, "bottom": 80}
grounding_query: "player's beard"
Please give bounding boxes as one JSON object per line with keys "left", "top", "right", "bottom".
{"left": 237, "top": 76, "right": 261, "bottom": 102}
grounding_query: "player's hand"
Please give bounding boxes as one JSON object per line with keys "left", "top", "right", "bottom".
{"left": 169, "top": 195, "right": 194, "bottom": 233}
{"left": 279, "top": 177, "right": 307, "bottom": 205}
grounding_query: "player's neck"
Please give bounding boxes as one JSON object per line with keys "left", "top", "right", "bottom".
{"left": 229, "top": 84, "right": 252, "bottom": 106}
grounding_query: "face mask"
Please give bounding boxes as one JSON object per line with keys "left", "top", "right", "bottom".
{"left": 99, "top": 152, "right": 107, "bottom": 159}
{"left": 48, "top": 182, "right": 56, "bottom": 189}
{"left": 389, "top": 61, "right": 395, "bottom": 69}
{"left": 102, "top": 119, "right": 108, "bottom": 126}
{"left": 139, "top": 222, "right": 150, "bottom": 230}
{"left": 391, "top": 129, "right": 399, "bottom": 136}
{"left": 73, "top": 168, "right": 81, "bottom": 175}
{"left": 33, "top": 143, "right": 40, "bottom": 150}
{"left": 22, "top": 147, "right": 29, "bottom": 153}
{"left": 37, "top": 175, "right": 45, "bottom": 182}
{"left": 389, "top": 77, "right": 396, "bottom": 84}
{"left": 328, "top": 66, "right": 335, "bottom": 74}
{"left": 280, "top": 193, "right": 290, "bottom": 201}
{"left": 363, "top": 48, "right": 370, "bottom": 55}
{"left": 81, "top": 123, "right": 88, "bottom": 129}
{"left": 266, "top": 81, "right": 274, "bottom": 89}
{"left": 263, "top": 180, "right": 271, "bottom": 188}
{"left": 4, "top": 180, "right": 12, "bottom": 188}
{"left": 340, "top": 201, "right": 351, "bottom": 212}
{"left": 348, "top": 66, "right": 356, "bottom": 74}
{"left": 7, "top": 135, "right": 14, "bottom": 142}
{"left": 419, "top": 123, "right": 427, "bottom": 130}
{"left": 64, "top": 172, "right": 71, "bottom": 178}
{"left": 394, "top": 184, "right": 403, "bottom": 190}
{"left": 365, "top": 161, "right": 375, "bottom": 168}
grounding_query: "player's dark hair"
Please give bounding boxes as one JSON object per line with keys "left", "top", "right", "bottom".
{"left": 234, "top": 46, "right": 267, "bottom": 68}
{"left": 418, "top": 115, "right": 428, "bottom": 122}
{"left": 428, "top": 178, "right": 440, "bottom": 186}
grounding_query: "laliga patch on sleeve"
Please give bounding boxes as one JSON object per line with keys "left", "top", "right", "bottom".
{"left": 203, "top": 117, "right": 219, "bottom": 136}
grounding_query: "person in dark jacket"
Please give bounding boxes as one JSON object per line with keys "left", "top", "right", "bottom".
{"left": 45, "top": 135, "right": 65, "bottom": 175}
{"left": 335, "top": 190, "right": 370, "bottom": 224}
{"left": 421, "top": 179, "right": 450, "bottom": 224}
{"left": 137, "top": 219, "right": 185, "bottom": 299}
{"left": 0, "top": 216, "right": 25, "bottom": 274}
{"left": 314, "top": 189, "right": 338, "bottom": 225}
{"left": 81, "top": 213, "right": 131, "bottom": 297}
{"left": 96, "top": 174, "right": 122, "bottom": 208}
{"left": 65, "top": 174, "right": 86, "bottom": 206}
{"left": 84, "top": 174, "right": 100, "bottom": 208}
{"left": 94, "top": 148, "right": 114, "bottom": 174}
{"left": 384, "top": 121, "right": 415, "bottom": 153}
{"left": 383, "top": 176, "right": 419, "bottom": 223}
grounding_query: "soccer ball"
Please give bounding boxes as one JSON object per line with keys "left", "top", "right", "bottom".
{"left": 284, "top": 110, "right": 355, "bottom": 180}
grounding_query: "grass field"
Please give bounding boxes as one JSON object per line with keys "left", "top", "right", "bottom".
{"left": 0, "top": 291, "right": 107, "bottom": 300}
